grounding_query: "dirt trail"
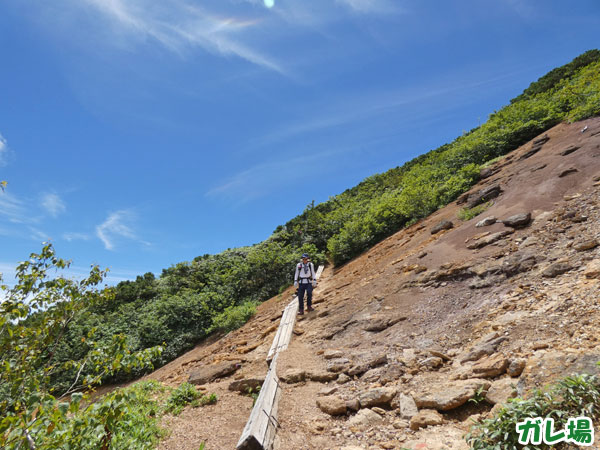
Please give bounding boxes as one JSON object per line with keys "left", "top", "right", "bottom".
{"left": 147, "top": 117, "right": 600, "bottom": 450}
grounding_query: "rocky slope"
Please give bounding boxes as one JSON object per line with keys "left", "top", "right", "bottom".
{"left": 147, "top": 116, "right": 600, "bottom": 450}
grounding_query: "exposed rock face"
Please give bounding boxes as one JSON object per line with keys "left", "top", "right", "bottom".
{"left": 519, "top": 134, "right": 549, "bottom": 160}
{"left": 431, "top": 220, "right": 454, "bottom": 235}
{"left": 502, "top": 212, "right": 531, "bottom": 229}
{"left": 228, "top": 377, "right": 264, "bottom": 393}
{"left": 409, "top": 409, "right": 444, "bottom": 431}
{"left": 358, "top": 387, "right": 397, "bottom": 408}
{"left": 414, "top": 379, "right": 491, "bottom": 411}
{"left": 188, "top": 361, "right": 241, "bottom": 385}
{"left": 316, "top": 396, "right": 347, "bottom": 416}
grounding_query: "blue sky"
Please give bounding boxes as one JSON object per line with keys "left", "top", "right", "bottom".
{"left": 0, "top": 0, "right": 599, "bottom": 286}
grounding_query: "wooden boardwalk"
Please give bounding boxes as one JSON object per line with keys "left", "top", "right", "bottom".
{"left": 236, "top": 265, "right": 324, "bottom": 450}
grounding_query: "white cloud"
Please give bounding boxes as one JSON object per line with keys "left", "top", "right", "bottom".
{"left": 41, "top": 193, "right": 66, "bottom": 218}
{"left": 29, "top": 227, "right": 51, "bottom": 242}
{"left": 335, "top": 0, "right": 396, "bottom": 13}
{"left": 0, "top": 133, "right": 7, "bottom": 167}
{"left": 79, "top": 0, "right": 286, "bottom": 74}
{"left": 0, "top": 192, "right": 28, "bottom": 224}
{"left": 62, "top": 232, "right": 91, "bottom": 242}
{"left": 96, "top": 209, "right": 149, "bottom": 250}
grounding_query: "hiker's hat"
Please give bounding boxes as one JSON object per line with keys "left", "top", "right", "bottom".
{"left": 301, "top": 253, "right": 309, "bottom": 259}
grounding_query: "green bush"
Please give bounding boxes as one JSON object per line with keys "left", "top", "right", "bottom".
{"left": 458, "top": 201, "right": 493, "bottom": 221}
{"left": 210, "top": 300, "right": 258, "bottom": 333}
{"left": 466, "top": 373, "right": 600, "bottom": 450}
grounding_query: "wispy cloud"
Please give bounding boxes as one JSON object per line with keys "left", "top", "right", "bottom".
{"left": 40, "top": 193, "right": 66, "bottom": 218}
{"left": 0, "top": 133, "right": 7, "bottom": 167}
{"left": 62, "top": 232, "right": 91, "bottom": 242}
{"left": 336, "top": 0, "right": 397, "bottom": 13}
{"left": 78, "top": 0, "right": 286, "bottom": 74}
{"left": 96, "top": 209, "right": 149, "bottom": 250}
{"left": 0, "top": 192, "right": 29, "bottom": 224}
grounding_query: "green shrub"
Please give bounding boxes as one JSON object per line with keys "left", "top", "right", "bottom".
{"left": 210, "top": 300, "right": 258, "bottom": 333}
{"left": 466, "top": 373, "right": 600, "bottom": 450}
{"left": 458, "top": 201, "right": 493, "bottom": 221}
{"left": 164, "top": 383, "right": 218, "bottom": 415}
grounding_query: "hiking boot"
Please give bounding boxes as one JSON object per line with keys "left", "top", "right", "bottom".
{"left": 298, "top": 310, "right": 304, "bottom": 315}
{"left": 307, "top": 307, "right": 314, "bottom": 312}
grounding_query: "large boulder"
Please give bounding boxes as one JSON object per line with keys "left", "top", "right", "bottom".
{"left": 431, "top": 220, "right": 454, "bottom": 235}
{"left": 188, "top": 361, "right": 241, "bottom": 385}
{"left": 502, "top": 213, "right": 531, "bottom": 229}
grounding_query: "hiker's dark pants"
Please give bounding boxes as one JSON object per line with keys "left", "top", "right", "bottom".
{"left": 297, "top": 283, "right": 313, "bottom": 312}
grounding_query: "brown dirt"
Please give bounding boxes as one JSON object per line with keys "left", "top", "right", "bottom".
{"left": 141, "top": 117, "right": 600, "bottom": 450}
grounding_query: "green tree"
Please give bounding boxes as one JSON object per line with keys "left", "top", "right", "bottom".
{"left": 0, "top": 244, "right": 162, "bottom": 449}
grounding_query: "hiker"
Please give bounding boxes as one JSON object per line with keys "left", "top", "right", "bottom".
{"left": 294, "top": 253, "right": 316, "bottom": 315}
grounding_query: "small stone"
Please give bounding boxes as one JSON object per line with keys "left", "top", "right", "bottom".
{"left": 316, "top": 396, "right": 347, "bottom": 416}
{"left": 348, "top": 408, "right": 383, "bottom": 429}
{"left": 318, "top": 386, "right": 339, "bottom": 396}
{"left": 393, "top": 419, "right": 410, "bottom": 429}
{"left": 228, "top": 378, "right": 264, "bottom": 393}
{"left": 359, "top": 387, "right": 397, "bottom": 408}
{"left": 323, "top": 349, "right": 344, "bottom": 360}
{"left": 419, "top": 356, "right": 443, "bottom": 369}
{"left": 372, "top": 407, "right": 387, "bottom": 416}
{"left": 471, "top": 354, "right": 509, "bottom": 378}
{"left": 392, "top": 393, "right": 418, "bottom": 420}
{"left": 337, "top": 373, "right": 351, "bottom": 384}
{"left": 345, "top": 398, "right": 361, "bottom": 412}
{"left": 584, "top": 260, "right": 600, "bottom": 279}
{"left": 409, "top": 409, "right": 444, "bottom": 431}
{"left": 280, "top": 369, "right": 307, "bottom": 384}
{"left": 485, "top": 378, "right": 517, "bottom": 405}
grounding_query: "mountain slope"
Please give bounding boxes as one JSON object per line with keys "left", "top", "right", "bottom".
{"left": 148, "top": 116, "right": 600, "bottom": 449}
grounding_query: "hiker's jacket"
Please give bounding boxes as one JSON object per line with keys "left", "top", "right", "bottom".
{"left": 294, "top": 262, "right": 315, "bottom": 285}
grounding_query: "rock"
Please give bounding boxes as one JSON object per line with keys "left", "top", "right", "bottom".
{"left": 316, "top": 396, "right": 347, "bottom": 416}
{"left": 318, "top": 386, "right": 339, "bottom": 396}
{"left": 507, "top": 358, "right": 526, "bottom": 377}
{"left": 517, "top": 351, "right": 600, "bottom": 396}
{"left": 393, "top": 419, "right": 410, "bottom": 429}
{"left": 348, "top": 408, "right": 383, "bottom": 429}
{"left": 188, "top": 361, "right": 241, "bottom": 385}
{"left": 530, "top": 163, "right": 547, "bottom": 172}
{"left": 345, "top": 398, "right": 361, "bottom": 412}
{"left": 485, "top": 378, "right": 517, "bottom": 405}
{"left": 584, "top": 260, "right": 600, "bottom": 279}
{"left": 307, "top": 370, "right": 338, "bottom": 382}
{"left": 560, "top": 145, "right": 580, "bottom": 156}
{"left": 501, "top": 252, "right": 537, "bottom": 276}
{"left": 460, "top": 336, "right": 508, "bottom": 363}
{"left": 431, "top": 220, "right": 454, "bottom": 235}
{"left": 558, "top": 167, "right": 578, "bottom": 177}
{"left": 467, "top": 230, "right": 514, "bottom": 249}
{"left": 479, "top": 168, "right": 494, "bottom": 179}
{"left": 542, "top": 262, "right": 573, "bottom": 278}
{"left": 323, "top": 349, "right": 344, "bottom": 360}
{"left": 372, "top": 407, "right": 387, "bottom": 416}
{"left": 337, "top": 373, "right": 351, "bottom": 384}
{"left": 363, "top": 315, "right": 406, "bottom": 332}
{"left": 465, "top": 185, "right": 502, "bottom": 209}
{"left": 409, "top": 409, "right": 444, "bottom": 431}
{"left": 414, "top": 379, "right": 491, "bottom": 411}
{"left": 340, "top": 447, "right": 365, "bottom": 450}
{"left": 532, "top": 134, "right": 550, "bottom": 146}
{"left": 280, "top": 369, "right": 307, "bottom": 383}
{"left": 393, "top": 393, "right": 419, "bottom": 420}
{"left": 420, "top": 356, "right": 443, "bottom": 369}
{"left": 402, "top": 348, "right": 418, "bottom": 366}
{"left": 327, "top": 358, "right": 352, "bottom": 373}
{"left": 359, "top": 387, "right": 397, "bottom": 408}
{"left": 475, "top": 216, "right": 497, "bottom": 227}
{"left": 429, "top": 350, "right": 451, "bottom": 361}
{"left": 574, "top": 239, "right": 599, "bottom": 252}
{"left": 472, "top": 354, "right": 509, "bottom": 378}
{"left": 502, "top": 213, "right": 531, "bottom": 229}
{"left": 228, "top": 377, "right": 264, "bottom": 393}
